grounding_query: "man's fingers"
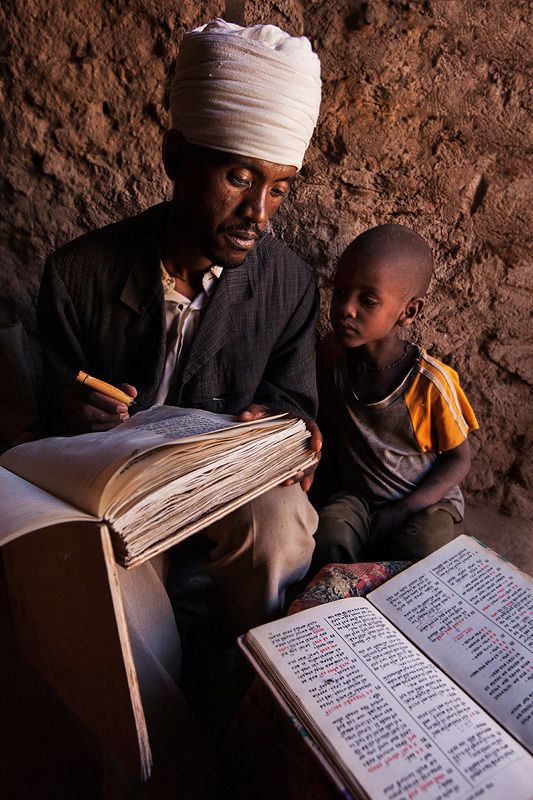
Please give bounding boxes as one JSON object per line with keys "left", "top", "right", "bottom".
{"left": 281, "top": 457, "right": 318, "bottom": 490}
{"left": 117, "top": 383, "right": 138, "bottom": 400}
{"left": 74, "top": 405, "right": 128, "bottom": 429}
{"left": 86, "top": 397, "right": 129, "bottom": 417}
{"left": 64, "top": 384, "right": 130, "bottom": 434}
{"left": 285, "top": 469, "right": 315, "bottom": 493}
{"left": 305, "top": 419, "right": 323, "bottom": 452}
{"left": 75, "top": 397, "right": 128, "bottom": 421}
{"left": 72, "top": 383, "right": 129, "bottom": 414}
{"left": 238, "top": 403, "right": 271, "bottom": 421}
{"left": 301, "top": 473, "right": 315, "bottom": 493}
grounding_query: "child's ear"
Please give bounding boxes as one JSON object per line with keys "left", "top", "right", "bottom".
{"left": 398, "top": 297, "right": 424, "bottom": 327}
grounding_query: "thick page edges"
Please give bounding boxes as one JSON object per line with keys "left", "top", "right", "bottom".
{"left": 0, "top": 407, "right": 291, "bottom": 517}
{"left": 0, "top": 407, "right": 316, "bottom": 565}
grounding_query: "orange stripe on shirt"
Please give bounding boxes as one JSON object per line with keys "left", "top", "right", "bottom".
{"left": 405, "top": 351, "right": 479, "bottom": 453}
{"left": 420, "top": 352, "right": 471, "bottom": 433}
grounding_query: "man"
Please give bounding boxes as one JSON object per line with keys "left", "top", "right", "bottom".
{"left": 37, "top": 19, "right": 322, "bottom": 745}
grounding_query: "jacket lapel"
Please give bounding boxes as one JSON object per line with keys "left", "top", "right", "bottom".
{"left": 115, "top": 204, "right": 261, "bottom": 400}
{"left": 180, "top": 252, "right": 256, "bottom": 386}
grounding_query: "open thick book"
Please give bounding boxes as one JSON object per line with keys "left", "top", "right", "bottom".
{"left": 0, "top": 405, "right": 316, "bottom": 567}
{"left": 240, "top": 536, "right": 533, "bottom": 800}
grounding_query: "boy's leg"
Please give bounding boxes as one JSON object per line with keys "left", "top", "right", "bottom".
{"left": 386, "top": 499, "right": 462, "bottom": 561}
{"left": 312, "top": 492, "right": 372, "bottom": 570}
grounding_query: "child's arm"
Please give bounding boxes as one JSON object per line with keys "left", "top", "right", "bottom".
{"left": 370, "top": 439, "right": 471, "bottom": 543}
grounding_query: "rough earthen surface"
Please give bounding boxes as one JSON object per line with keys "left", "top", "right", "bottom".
{"left": 1, "top": 1, "right": 531, "bottom": 516}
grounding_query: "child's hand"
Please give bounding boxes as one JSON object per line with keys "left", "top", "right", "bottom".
{"left": 370, "top": 500, "right": 413, "bottom": 548}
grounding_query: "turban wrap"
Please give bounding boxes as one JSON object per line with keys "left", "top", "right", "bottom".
{"left": 169, "top": 19, "right": 321, "bottom": 170}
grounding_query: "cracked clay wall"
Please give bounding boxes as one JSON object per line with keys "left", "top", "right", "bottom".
{"left": 1, "top": 1, "right": 531, "bottom": 517}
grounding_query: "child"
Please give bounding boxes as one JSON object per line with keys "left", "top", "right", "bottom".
{"left": 312, "top": 223, "right": 478, "bottom": 567}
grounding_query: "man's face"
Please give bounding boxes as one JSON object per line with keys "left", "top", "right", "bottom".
{"left": 330, "top": 253, "right": 411, "bottom": 347}
{"left": 171, "top": 143, "right": 298, "bottom": 269}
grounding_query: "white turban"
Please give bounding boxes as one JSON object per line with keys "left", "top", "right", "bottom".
{"left": 169, "top": 19, "right": 321, "bottom": 170}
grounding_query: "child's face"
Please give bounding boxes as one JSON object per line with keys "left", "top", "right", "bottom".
{"left": 330, "top": 252, "right": 412, "bottom": 347}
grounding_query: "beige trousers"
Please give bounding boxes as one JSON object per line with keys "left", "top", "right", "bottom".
{"left": 118, "top": 484, "right": 318, "bottom": 751}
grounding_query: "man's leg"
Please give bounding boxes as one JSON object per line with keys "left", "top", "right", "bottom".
{"left": 386, "top": 500, "right": 461, "bottom": 561}
{"left": 311, "top": 492, "right": 372, "bottom": 571}
{"left": 203, "top": 484, "right": 318, "bottom": 634}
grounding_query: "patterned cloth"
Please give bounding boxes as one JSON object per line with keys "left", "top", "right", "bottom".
{"left": 288, "top": 560, "right": 411, "bottom": 615}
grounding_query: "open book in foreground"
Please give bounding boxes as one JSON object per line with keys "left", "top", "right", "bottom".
{"left": 0, "top": 405, "right": 316, "bottom": 567}
{"left": 240, "top": 535, "right": 533, "bottom": 800}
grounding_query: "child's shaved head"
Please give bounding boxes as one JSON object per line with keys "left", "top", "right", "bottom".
{"left": 341, "top": 223, "right": 433, "bottom": 298}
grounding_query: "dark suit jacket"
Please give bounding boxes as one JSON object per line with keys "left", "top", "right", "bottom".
{"left": 38, "top": 203, "right": 319, "bottom": 433}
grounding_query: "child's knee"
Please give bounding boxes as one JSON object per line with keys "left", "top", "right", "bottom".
{"left": 390, "top": 505, "right": 458, "bottom": 560}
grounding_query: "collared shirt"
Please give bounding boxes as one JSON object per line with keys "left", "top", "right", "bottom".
{"left": 153, "top": 263, "right": 223, "bottom": 405}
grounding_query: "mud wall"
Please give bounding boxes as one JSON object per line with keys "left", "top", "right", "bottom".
{"left": 1, "top": 1, "right": 531, "bottom": 516}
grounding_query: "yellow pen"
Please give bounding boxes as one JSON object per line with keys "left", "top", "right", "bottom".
{"left": 76, "top": 371, "right": 135, "bottom": 407}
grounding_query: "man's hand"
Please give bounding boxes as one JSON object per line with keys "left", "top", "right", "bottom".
{"left": 237, "top": 403, "right": 272, "bottom": 423}
{"left": 62, "top": 381, "right": 138, "bottom": 434}
{"left": 238, "top": 404, "right": 322, "bottom": 492}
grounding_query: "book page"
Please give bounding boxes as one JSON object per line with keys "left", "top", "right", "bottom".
{"left": 0, "top": 406, "right": 284, "bottom": 517}
{"left": 368, "top": 535, "right": 533, "bottom": 753}
{"left": 243, "top": 598, "right": 532, "bottom": 800}
{"left": 0, "top": 467, "right": 96, "bottom": 546}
